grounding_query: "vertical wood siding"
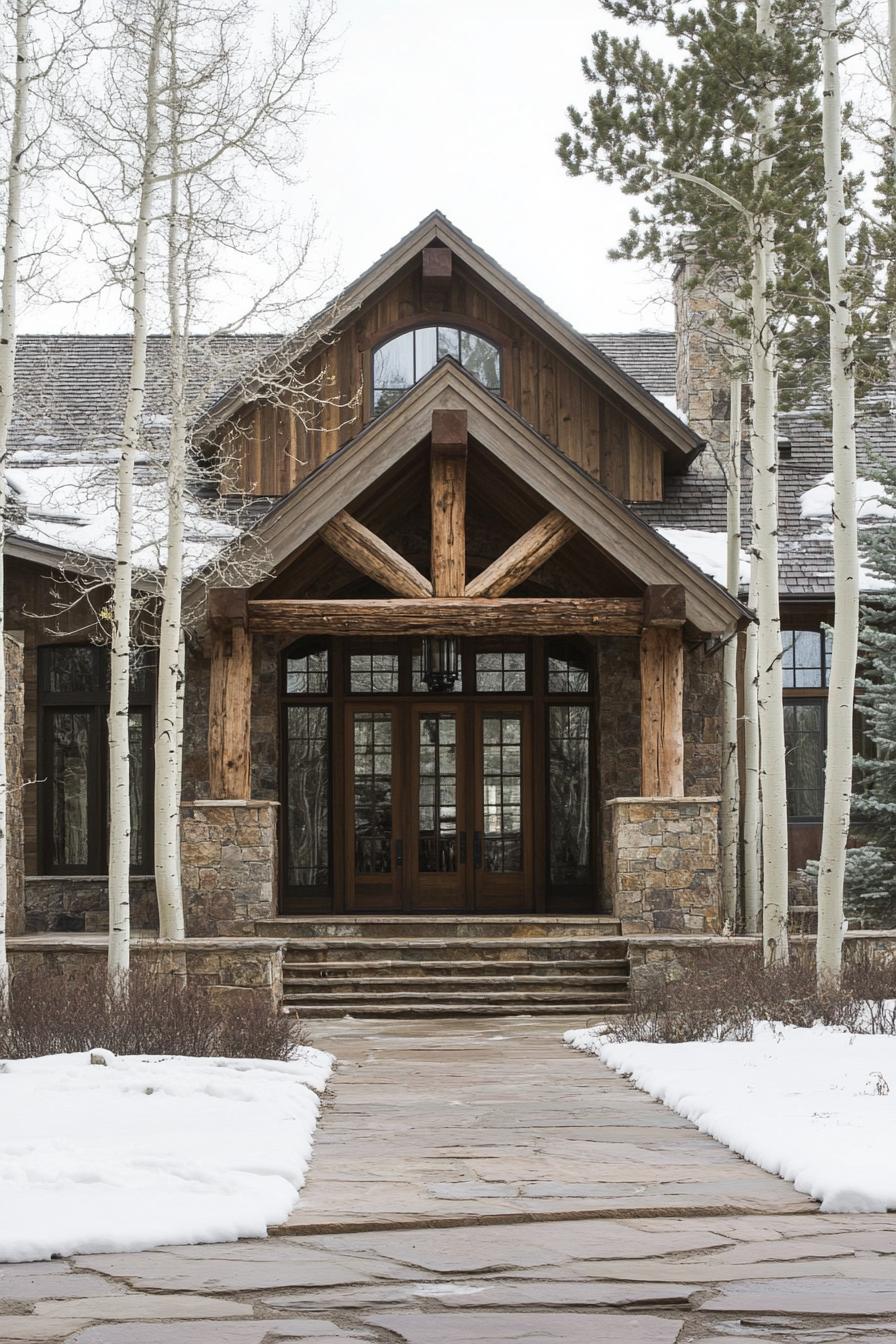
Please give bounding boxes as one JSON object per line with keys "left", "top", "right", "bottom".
{"left": 215, "top": 265, "right": 666, "bottom": 502}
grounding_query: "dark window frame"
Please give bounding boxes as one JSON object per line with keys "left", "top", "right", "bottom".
{"left": 371, "top": 323, "right": 503, "bottom": 416}
{"left": 37, "top": 644, "right": 155, "bottom": 876}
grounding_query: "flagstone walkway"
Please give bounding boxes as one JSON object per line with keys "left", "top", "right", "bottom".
{"left": 4, "top": 1016, "right": 896, "bottom": 1343}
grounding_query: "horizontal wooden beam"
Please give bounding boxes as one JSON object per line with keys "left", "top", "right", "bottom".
{"left": 248, "top": 597, "right": 643, "bottom": 637}
{"left": 465, "top": 510, "right": 577, "bottom": 598}
{"left": 320, "top": 510, "right": 433, "bottom": 599}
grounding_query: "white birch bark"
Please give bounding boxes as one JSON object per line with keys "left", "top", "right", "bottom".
{"left": 721, "top": 374, "right": 742, "bottom": 927}
{"left": 108, "top": 6, "right": 164, "bottom": 982}
{"left": 752, "top": 0, "right": 789, "bottom": 965}
{"left": 816, "top": 0, "right": 858, "bottom": 985}
{"left": 154, "top": 19, "right": 186, "bottom": 941}
{"left": 0, "top": 1, "right": 30, "bottom": 1008}
{"left": 742, "top": 599, "right": 762, "bottom": 931}
{"left": 889, "top": 0, "right": 896, "bottom": 367}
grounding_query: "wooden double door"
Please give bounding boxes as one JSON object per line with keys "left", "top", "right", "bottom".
{"left": 347, "top": 700, "right": 533, "bottom": 914}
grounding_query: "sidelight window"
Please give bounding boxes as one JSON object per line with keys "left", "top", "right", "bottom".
{"left": 372, "top": 325, "right": 501, "bottom": 414}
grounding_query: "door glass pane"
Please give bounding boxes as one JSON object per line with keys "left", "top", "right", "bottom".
{"left": 475, "top": 649, "right": 527, "bottom": 693}
{"left": 482, "top": 713, "right": 523, "bottom": 873}
{"left": 350, "top": 651, "right": 399, "bottom": 694}
{"left": 49, "top": 710, "right": 91, "bottom": 867}
{"left": 548, "top": 705, "right": 591, "bottom": 886}
{"left": 419, "top": 714, "right": 458, "bottom": 872}
{"left": 286, "top": 705, "right": 330, "bottom": 888}
{"left": 286, "top": 643, "right": 329, "bottom": 695}
{"left": 784, "top": 700, "right": 825, "bottom": 819}
{"left": 354, "top": 711, "right": 392, "bottom": 874}
{"left": 546, "top": 640, "right": 590, "bottom": 693}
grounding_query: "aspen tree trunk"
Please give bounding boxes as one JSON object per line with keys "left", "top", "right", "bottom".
{"left": 721, "top": 375, "right": 742, "bottom": 927}
{"left": 0, "top": 2, "right": 30, "bottom": 1008}
{"left": 742, "top": 602, "right": 762, "bottom": 931}
{"left": 108, "top": 7, "right": 164, "bottom": 982}
{"left": 816, "top": 0, "right": 858, "bottom": 985}
{"left": 154, "top": 22, "right": 186, "bottom": 940}
{"left": 889, "top": 0, "right": 896, "bottom": 367}
{"left": 752, "top": 0, "right": 789, "bottom": 965}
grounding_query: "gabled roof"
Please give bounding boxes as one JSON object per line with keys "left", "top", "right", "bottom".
{"left": 194, "top": 360, "right": 746, "bottom": 635}
{"left": 195, "top": 212, "right": 704, "bottom": 466}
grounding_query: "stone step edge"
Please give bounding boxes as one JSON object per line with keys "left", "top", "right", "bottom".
{"left": 276, "top": 940, "right": 628, "bottom": 951}
{"left": 284, "top": 975, "right": 631, "bottom": 989}
{"left": 283, "top": 958, "right": 631, "bottom": 972}
{"left": 283, "top": 988, "right": 631, "bottom": 1002}
{"left": 285, "top": 1002, "right": 630, "bottom": 1017}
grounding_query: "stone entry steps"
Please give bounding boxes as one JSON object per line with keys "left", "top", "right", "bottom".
{"left": 268, "top": 915, "right": 630, "bottom": 1017}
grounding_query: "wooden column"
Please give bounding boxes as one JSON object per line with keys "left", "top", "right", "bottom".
{"left": 430, "top": 409, "right": 467, "bottom": 596}
{"left": 208, "top": 594, "right": 253, "bottom": 799}
{"left": 640, "top": 589, "right": 685, "bottom": 797}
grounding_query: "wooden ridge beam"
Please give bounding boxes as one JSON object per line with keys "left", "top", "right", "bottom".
{"left": 247, "top": 597, "right": 643, "bottom": 637}
{"left": 465, "top": 509, "right": 577, "bottom": 598}
{"left": 320, "top": 509, "right": 433, "bottom": 598}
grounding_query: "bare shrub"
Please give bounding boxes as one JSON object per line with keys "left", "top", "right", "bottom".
{"left": 610, "top": 946, "right": 896, "bottom": 1044}
{"left": 0, "top": 961, "right": 301, "bottom": 1061}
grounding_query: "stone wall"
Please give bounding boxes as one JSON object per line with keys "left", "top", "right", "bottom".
{"left": 181, "top": 799, "right": 278, "bottom": 936}
{"left": 24, "top": 875, "right": 158, "bottom": 933}
{"left": 7, "top": 935, "right": 286, "bottom": 1011}
{"left": 626, "top": 930, "right": 896, "bottom": 994}
{"left": 605, "top": 796, "right": 722, "bottom": 935}
{"left": 684, "top": 640, "right": 722, "bottom": 796}
{"left": 672, "top": 252, "right": 740, "bottom": 476}
{"left": 5, "top": 632, "right": 24, "bottom": 935}
{"left": 596, "top": 638, "right": 641, "bottom": 806}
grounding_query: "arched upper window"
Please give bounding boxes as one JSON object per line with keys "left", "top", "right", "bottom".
{"left": 372, "top": 325, "right": 501, "bottom": 415}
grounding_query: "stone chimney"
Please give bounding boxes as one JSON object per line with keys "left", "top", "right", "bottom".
{"left": 673, "top": 249, "right": 742, "bottom": 476}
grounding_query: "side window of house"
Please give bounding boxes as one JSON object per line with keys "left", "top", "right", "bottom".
{"left": 781, "top": 629, "right": 832, "bottom": 822}
{"left": 38, "top": 645, "right": 154, "bottom": 875}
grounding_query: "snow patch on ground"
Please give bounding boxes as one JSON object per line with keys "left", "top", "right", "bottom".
{"left": 655, "top": 527, "right": 749, "bottom": 587}
{"left": 566, "top": 1021, "right": 896, "bottom": 1213}
{"left": 0, "top": 1047, "right": 333, "bottom": 1261}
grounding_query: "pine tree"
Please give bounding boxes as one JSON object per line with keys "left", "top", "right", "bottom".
{"left": 844, "top": 463, "right": 896, "bottom": 926}
{"left": 558, "top": 0, "right": 829, "bottom": 958}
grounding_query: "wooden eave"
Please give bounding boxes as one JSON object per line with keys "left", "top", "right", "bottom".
{"left": 193, "top": 211, "right": 704, "bottom": 468}
{"left": 186, "top": 361, "right": 747, "bottom": 636}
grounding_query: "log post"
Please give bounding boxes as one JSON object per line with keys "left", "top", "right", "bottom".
{"left": 208, "top": 625, "right": 253, "bottom": 799}
{"left": 430, "top": 409, "right": 467, "bottom": 596}
{"left": 640, "top": 624, "right": 684, "bottom": 796}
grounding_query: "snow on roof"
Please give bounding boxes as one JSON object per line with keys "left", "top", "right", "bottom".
{"left": 7, "top": 456, "right": 238, "bottom": 577}
{"left": 655, "top": 527, "right": 749, "bottom": 588}
{"left": 800, "top": 473, "right": 896, "bottom": 521}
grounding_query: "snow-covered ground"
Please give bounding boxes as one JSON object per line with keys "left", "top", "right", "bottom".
{"left": 0, "top": 1047, "right": 332, "bottom": 1262}
{"left": 567, "top": 1021, "right": 896, "bottom": 1213}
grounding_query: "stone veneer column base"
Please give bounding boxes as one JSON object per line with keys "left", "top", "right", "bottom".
{"left": 605, "top": 796, "right": 721, "bottom": 935}
{"left": 181, "top": 800, "right": 279, "bottom": 936}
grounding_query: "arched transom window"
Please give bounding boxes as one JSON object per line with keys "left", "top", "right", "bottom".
{"left": 372, "top": 325, "right": 501, "bottom": 415}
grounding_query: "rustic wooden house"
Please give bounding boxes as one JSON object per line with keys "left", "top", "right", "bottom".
{"left": 4, "top": 213, "right": 886, "bottom": 1013}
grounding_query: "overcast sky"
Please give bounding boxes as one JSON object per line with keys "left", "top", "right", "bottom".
{"left": 22, "top": 0, "right": 674, "bottom": 336}
{"left": 299, "top": 0, "right": 673, "bottom": 336}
